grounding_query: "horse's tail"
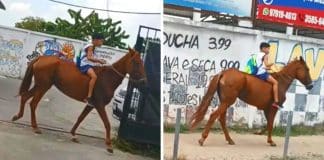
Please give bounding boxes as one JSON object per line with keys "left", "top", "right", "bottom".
{"left": 189, "top": 72, "right": 223, "bottom": 129}
{"left": 17, "top": 57, "right": 39, "bottom": 96}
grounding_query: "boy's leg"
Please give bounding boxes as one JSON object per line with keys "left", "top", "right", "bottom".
{"left": 266, "top": 75, "right": 279, "bottom": 105}
{"left": 86, "top": 68, "right": 97, "bottom": 100}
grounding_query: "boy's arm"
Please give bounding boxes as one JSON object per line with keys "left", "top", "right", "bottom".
{"left": 263, "top": 55, "right": 273, "bottom": 69}
{"left": 86, "top": 46, "right": 105, "bottom": 64}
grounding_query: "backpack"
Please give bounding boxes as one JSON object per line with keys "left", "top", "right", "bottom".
{"left": 75, "top": 45, "right": 93, "bottom": 68}
{"left": 75, "top": 50, "right": 82, "bottom": 68}
{"left": 244, "top": 54, "right": 263, "bottom": 75}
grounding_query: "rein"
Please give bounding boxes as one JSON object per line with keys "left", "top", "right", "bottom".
{"left": 109, "top": 64, "right": 146, "bottom": 83}
{"left": 275, "top": 70, "right": 311, "bottom": 88}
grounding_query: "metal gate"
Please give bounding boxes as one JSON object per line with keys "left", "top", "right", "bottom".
{"left": 118, "top": 25, "right": 160, "bottom": 145}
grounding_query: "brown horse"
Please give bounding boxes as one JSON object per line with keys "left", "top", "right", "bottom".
{"left": 190, "top": 56, "right": 313, "bottom": 147}
{"left": 11, "top": 48, "right": 146, "bottom": 153}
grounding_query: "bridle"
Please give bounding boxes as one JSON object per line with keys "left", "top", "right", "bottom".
{"left": 110, "top": 64, "right": 147, "bottom": 83}
{"left": 276, "top": 69, "right": 313, "bottom": 88}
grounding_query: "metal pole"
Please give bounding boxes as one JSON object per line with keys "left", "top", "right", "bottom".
{"left": 173, "top": 108, "right": 181, "bottom": 160}
{"left": 106, "top": 0, "right": 109, "bottom": 18}
{"left": 283, "top": 111, "right": 293, "bottom": 159}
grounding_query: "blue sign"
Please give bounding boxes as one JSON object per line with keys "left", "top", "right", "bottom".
{"left": 164, "top": 0, "right": 253, "bottom": 17}
{"left": 258, "top": 0, "right": 324, "bottom": 11}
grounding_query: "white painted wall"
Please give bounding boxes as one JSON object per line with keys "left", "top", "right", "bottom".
{"left": 0, "top": 25, "right": 129, "bottom": 96}
{"left": 163, "top": 16, "right": 324, "bottom": 127}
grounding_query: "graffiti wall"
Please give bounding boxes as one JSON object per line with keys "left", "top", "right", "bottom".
{"left": 0, "top": 33, "right": 24, "bottom": 78}
{"left": 0, "top": 26, "right": 127, "bottom": 79}
{"left": 163, "top": 17, "right": 324, "bottom": 127}
{"left": 26, "top": 39, "right": 76, "bottom": 62}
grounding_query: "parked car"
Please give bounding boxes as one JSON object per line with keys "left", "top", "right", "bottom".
{"left": 112, "top": 87, "right": 140, "bottom": 120}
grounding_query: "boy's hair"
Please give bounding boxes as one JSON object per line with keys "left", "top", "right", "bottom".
{"left": 92, "top": 33, "right": 104, "bottom": 40}
{"left": 260, "top": 42, "right": 270, "bottom": 50}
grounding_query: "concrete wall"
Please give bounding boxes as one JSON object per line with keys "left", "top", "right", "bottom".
{"left": 163, "top": 16, "right": 324, "bottom": 127}
{"left": 0, "top": 25, "right": 129, "bottom": 96}
{"left": 0, "top": 25, "right": 128, "bottom": 79}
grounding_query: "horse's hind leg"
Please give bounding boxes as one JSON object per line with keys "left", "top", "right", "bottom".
{"left": 199, "top": 102, "right": 229, "bottom": 146}
{"left": 219, "top": 110, "right": 235, "bottom": 145}
{"left": 12, "top": 87, "right": 35, "bottom": 121}
{"left": 29, "top": 88, "right": 49, "bottom": 134}
{"left": 70, "top": 105, "right": 94, "bottom": 143}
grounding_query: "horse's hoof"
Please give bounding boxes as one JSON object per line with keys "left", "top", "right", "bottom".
{"left": 71, "top": 136, "right": 80, "bottom": 143}
{"left": 228, "top": 140, "right": 235, "bottom": 145}
{"left": 198, "top": 138, "right": 204, "bottom": 146}
{"left": 33, "top": 128, "right": 42, "bottom": 134}
{"left": 268, "top": 141, "right": 277, "bottom": 147}
{"left": 11, "top": 115, "right": 20, "bottom": 121}
{"left": 107, "top": 148, "right": 113, "bottom": 153}
{"left": 254, "top": 131, "right": 262, "bottom": 135}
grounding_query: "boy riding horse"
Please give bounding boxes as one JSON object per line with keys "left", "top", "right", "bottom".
{"left": 254, "top": 42, "right": 281, "bottom": 108}
{"left": 78, "top": 33, "right": 107, "bottom": 106}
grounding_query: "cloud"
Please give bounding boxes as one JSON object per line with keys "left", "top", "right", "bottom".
{"left": 0, "top": 0, "right": 161, "bottom": 47}
{"left": 8, "top": 2, "right": 33, "bottom": 15}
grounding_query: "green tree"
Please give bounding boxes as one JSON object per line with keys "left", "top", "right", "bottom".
{"left": 15, "top": 17, "right": 47, "bottom": 32}
{"left": 15, "top": 9, "right": 129, "bottom": 49}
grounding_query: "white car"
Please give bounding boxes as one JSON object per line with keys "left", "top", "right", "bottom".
{"left": 112, "top": 87, "right": 140, "bottom": 120}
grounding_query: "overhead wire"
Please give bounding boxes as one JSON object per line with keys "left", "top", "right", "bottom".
{"left": 48, "top": 0, "right": 160, "bottom": 15}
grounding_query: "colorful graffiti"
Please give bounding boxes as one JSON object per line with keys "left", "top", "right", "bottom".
{"left": 26, "top": 39, "right": 75, "bottom": 62}
{"left": 269, "top": 41, "right": 324, "bottom": 80}
{"left": 0, "top": 36, "right": 23, "bottom": 78}
{"left": 163, "top": 22, "right": 324, "bottom": 127}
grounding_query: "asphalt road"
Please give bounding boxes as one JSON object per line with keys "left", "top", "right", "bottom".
{"left": 0, "top": 76, "right": 153, "bottom": 160}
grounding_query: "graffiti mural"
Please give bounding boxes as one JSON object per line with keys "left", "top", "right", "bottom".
{"left": 268, "top": 41, "right": 324, "bottom": 80}
{"left": 26, "top": 39, "right": 75, "bottom": 62}
{"left": 164, "top": 19, "right": 324, "bottom": 127}
{"left": 0, "top": 36, "right": 23, "bottom": 78}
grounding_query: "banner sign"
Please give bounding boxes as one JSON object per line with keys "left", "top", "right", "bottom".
{"left": 257, "top": 0, "right": 324, "bottom": 30}
{"left": 164, "top": 0, "right": 253, "bottom": 17}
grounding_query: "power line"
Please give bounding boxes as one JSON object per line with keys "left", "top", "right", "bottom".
{"left": 48, "top": 0, "right": 160, "bottom": 15}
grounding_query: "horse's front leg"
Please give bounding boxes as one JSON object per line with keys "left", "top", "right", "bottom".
{"left": 96, "top": 106, "right": 113, "bottom": 153}
{"left": 70, "top": 105, "right": 94, "bottom": 143}
{"left": 254, "top": 109, "right": 269, "bottom": 135}
{"left": 266, "top": 107, "right": 278, "bottom": 146}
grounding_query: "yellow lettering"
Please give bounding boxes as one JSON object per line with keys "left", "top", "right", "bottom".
{"left": 268, "top": 41, "right": 278, "bottom": 64}
{"left": 305, "top": 49, "right": 324, "bottom": 80}
{"left": 289, "top": 43, "right": 303, "bottom": 62}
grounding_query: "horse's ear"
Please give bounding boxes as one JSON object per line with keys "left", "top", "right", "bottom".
{"left": 128, "top": 47, "right": 135, "bottom": 56}
{"left": 299, "top": 56, "right": 304, "bottom": 61}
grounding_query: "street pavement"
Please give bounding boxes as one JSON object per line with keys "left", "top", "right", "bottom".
{"left": 0, "top": 76, "right": 153, "bottom": 160}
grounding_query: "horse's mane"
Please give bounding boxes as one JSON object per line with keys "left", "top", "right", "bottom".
{"left": 270, "top": 58, "right": 303, "bottom": 81}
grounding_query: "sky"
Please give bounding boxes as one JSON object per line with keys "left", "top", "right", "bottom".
{"left": 0, "top": 0, "right": 161, "bottom": 46}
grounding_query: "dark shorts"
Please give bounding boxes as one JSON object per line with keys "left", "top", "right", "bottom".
{"left": 79, "top": 65, "right": 93, "bottom": 74}
{"left": 256, "top": 72, "right": 269, "bottom": 81}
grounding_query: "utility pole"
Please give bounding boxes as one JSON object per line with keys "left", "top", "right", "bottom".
{"left": 106, "top": 0, "right": 109, "bottom": 18}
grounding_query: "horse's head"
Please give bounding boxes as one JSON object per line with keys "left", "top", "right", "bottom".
{"left": 290, "top": 56, "right": 313, "bottom": 90}
{"left": 125, "top": 48, "right": 147, "bottom": 84}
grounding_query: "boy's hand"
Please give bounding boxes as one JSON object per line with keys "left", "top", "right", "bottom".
{"left": 265, "top": 67, "right": 271, "bottom": 70}
{"left": 99, "top": 59, "right": 106, "bottom": 64}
